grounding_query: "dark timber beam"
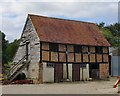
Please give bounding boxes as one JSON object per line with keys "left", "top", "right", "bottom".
{"left": 40, "top": 41, "right": 42, "bottom": 63}
{"left": 26, "top": 41, "right": 29, "bottom": 60}
{"left": 65, "top": 45, "right": 69, "bottom": 80}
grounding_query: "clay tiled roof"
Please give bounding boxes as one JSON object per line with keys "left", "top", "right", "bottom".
{"left": 29, "top": 14, "right": 110, "bottom": 46}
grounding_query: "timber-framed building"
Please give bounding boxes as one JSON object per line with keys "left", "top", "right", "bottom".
{"left": 7, "top": 14, "right": 110, "bottom": 83}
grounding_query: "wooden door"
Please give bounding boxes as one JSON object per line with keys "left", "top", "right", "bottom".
{"left": 54, "top": 63, "right": 63, "bottom": 82}
{"left": 72, "top": 64, "right": 80, "bottom": 81}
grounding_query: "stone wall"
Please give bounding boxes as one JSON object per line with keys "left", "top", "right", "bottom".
{"left": 13, "top": 17, "right": 40, "bottom": 82}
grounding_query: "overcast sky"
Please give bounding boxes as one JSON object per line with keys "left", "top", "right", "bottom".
{"left": 0, "top": 0, "right": 119, "bottom": 42}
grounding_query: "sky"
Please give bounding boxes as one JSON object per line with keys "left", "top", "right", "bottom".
{"left": 0, "top": 0, "right": 119, "bottom": 42}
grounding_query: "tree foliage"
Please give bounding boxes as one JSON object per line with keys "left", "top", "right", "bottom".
{"left": 1, "top": 31, "right": 19, "bottom": 74}
{"left": 106, "top": 23, "right": 120, "bottom": 36}
{"left": 1, "top": 31, "right": 9, "bottom": 64}
{"left": 5, "top": 39, "right": 19, "bottom": 62}
{"left": 98, "top": 23, "right": 120, "bottom": 47}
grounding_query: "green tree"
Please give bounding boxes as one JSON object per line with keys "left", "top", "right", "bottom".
{"left": 0, "top": 31, "right": 19, "bottom": 75}
{"left": 98, "top": 22, "right": 105, "bottom": 28}
{"left": 5, "top": 39, "right": 19, "bottom": 62}
{"left": 98, "top": 22, "right": 120, "bottom": 47}
{"left": 106, "top": 23, "right": 120, "bottom": 36}
{"left": 0, "top": 31, "right": 9, "bottom": 74}
{"left": 0, "top": 31, "right": 9, "bottom": 64}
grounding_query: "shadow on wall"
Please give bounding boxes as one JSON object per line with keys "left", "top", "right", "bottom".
{"left": 13, "top": 72, "right": 26, "bottom": 81}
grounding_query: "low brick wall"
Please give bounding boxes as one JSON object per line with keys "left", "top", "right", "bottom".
{"left": 99, "top": 63, "right": 109, "bottom": 79}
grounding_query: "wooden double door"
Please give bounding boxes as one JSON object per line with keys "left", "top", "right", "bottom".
{"left": 72, "top": 64, "right": 80, "bottom": 81}
{"left": 54, "top": 63, "right": 63, "bottom": 82}
{"left": 54, "top": 63, "right": 89, "bottom": 82}
{"left": 54, "top": 63, "right": 81, "bottom": 82}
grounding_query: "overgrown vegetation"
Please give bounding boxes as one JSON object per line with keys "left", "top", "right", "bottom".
{"left": 0, "top": 31, "right": 19, "bottom": 75}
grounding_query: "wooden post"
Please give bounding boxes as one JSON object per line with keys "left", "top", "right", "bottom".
{"left": 26, "top": 41, "right": 29, "bottom": 60}
{"left": 40, "top": 41, "right": 42, "bottom": 63}
{"left": 65, "top": 45, "right": 69, "bottom": 80}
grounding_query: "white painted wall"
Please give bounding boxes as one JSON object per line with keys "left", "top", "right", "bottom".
{"left": 68, "top": 64, "right": 72, "bottom": 81}
{"left": 63, "top": 63, "right": 72, "bottom": 81}
{"left": 86, "top": 64, "right": 89, "bottom": 80}
{"left": 83, "top": 68, "right": 87, "bottom": 80}
{"left": 43, "top": 62, "right": 54, "bottom": 82}
{"left": 80, "top": 67, "right": 83, "bottom": 80}
{"left": 63, "top": 63, "right": 67, "bottom": 80}
{"left": 80, "top": 64, "right": 89, "bottom": 81}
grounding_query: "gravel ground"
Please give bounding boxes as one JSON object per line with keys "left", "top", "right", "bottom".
{"left": 2, "top": 77, "right": 119, "bottom": 94}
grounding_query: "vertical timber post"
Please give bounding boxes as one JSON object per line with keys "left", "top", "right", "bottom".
{"left": 39, "top": 41, "right": 43, "bottom": 83}
{"left": 40, "top": 41, "right": 42, "bottom": 63}
{"left": 65, "top": 45, "right": 69, "bottom": 80}
{"left": 26, "top": 41, "right": 29, "bottom": 61}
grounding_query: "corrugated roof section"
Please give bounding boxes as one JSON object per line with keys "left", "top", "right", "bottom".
{"left": 29, "top": 14, "right": 110, "bottom": 46}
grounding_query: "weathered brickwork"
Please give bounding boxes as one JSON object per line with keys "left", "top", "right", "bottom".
{"left": 99, "top": 64, "right": 109, "bottom": 79}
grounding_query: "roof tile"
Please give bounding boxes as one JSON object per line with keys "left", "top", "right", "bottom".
{"left": 29, "top": 14, "right": 110, "bottom": 46}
